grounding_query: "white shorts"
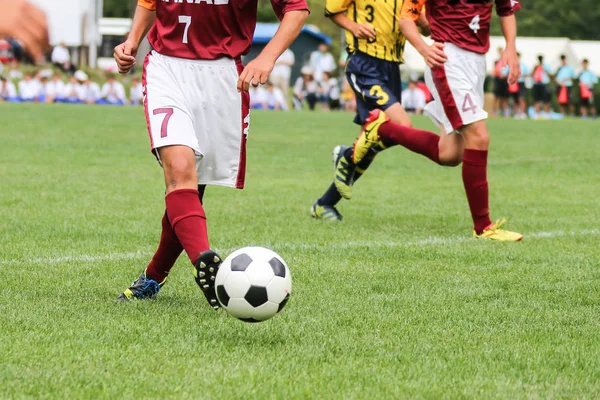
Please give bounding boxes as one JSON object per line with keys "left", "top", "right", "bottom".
{"left": 142, "top": 51, "right": 250, "bottom": 189}
{"left": 424, "top": 43, "right": 488, "bottom": 134}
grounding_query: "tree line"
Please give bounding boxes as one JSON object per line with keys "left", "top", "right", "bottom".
{"left": 104, "top": 0, "right": 600, "bottom": 43}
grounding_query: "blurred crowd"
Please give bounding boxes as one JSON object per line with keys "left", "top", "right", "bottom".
{"left": 491, "top": 49, "right": 598, "bottom": 119}
{"left": 2, "top": 40, "right": 599, "bottom": 119}
{"left": 0, "top": 68, "right": 143, "bottom": 105}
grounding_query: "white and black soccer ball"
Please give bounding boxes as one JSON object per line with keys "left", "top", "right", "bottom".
{"left": 215, "top": 247, "right": 291, "bottom": 322}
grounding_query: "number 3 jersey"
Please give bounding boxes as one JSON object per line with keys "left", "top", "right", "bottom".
{"left": 325, "top": 0, "right": 406, "bottom": 63}
{"left": 400, "top": 0, "right": 520, "bottom": 54}
{"left": 137, "top": 0, "right": 309, "bottom": 60}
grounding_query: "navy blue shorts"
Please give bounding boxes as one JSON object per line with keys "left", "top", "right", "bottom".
{"left": 345, "top": 51, "right": 402, "bottom": 125}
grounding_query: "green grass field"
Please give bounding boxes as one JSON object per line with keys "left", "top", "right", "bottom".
{"left": 1, "top": 103, "right": 599, "bottom": 399}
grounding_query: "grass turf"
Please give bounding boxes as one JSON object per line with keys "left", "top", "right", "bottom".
{"left": 0, "top": 103, "right": 599, "bottom": 399}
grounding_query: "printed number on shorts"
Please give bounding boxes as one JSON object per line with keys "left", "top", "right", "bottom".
{"left": 462, "top": 94, "right": 477, "bottom": 114}
{"left": 369, "top": 85, "right": 390, "bottom": 106}
{"left": 179, "top": 15, "right": 191, "bottom": 44}
{"left": 468, "top": 15, "right": 480, "bottom": 33}
{"left": 153, "top": 108, "right": 174, "bottom": 138}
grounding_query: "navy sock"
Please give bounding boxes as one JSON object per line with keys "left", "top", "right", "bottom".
{"left": 318, "top": 183, "right": 343, "bottom": 206}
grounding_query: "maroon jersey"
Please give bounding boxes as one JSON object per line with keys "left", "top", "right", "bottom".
{"left": 424, "top": 0, "right": 520, "bottom": 54}
{"left": 139, "top": 0, "right": 309, "bottom": 60}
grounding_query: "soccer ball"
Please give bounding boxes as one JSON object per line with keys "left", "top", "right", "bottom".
{"left": 215, "top": 246, "right": 291, "bottom": 322}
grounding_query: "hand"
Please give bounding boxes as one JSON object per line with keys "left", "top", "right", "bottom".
{"left": 238, "top": 55, "right": 274, "bottom": 92}
{"left": 351, "top": 23, "right": 376, "bottom": 40}
{"left": 502, "top": 47, "right": 520, "bottom": 85}
{"left": 422, "top": 42, "right": 447, "bottom": 69}
{"left": 0, "top": 0, "right": 49, "bottom": 62}
{"left": 113, "top": 41, "right": 138, "bottom": 74}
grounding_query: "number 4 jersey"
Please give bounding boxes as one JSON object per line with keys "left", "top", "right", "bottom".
{"left": 400, "top": 0, "right": 520, "bottom": 54}
{"left": 138, "top": 0, "right": 309, "bottom": 60}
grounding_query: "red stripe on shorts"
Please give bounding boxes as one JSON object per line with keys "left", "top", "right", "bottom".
{"left": 432, "top": 65, "right": 464, "bottom": 131}
{"left": 235, "top": 58, "right": 249, "bottom": 189}
{"left": 142, "top": 53, "right": 154, "bottom": 149}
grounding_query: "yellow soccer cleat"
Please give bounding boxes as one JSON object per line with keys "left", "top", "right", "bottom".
{"left": 311, "top": 201, "right": 343, "bottom": 222}
{"left": 473, "top": 219, "right": 524, "bottom": 242}
{"left": 352, "top": 109, "right": 389, "bottom": 164}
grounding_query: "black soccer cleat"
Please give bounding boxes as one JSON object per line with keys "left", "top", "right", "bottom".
{"left": 193, "top": 250, "right": 223, "bottom": 310}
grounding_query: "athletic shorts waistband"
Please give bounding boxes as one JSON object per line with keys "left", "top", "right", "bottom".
{"left": 151, "top": 50, "right": 239, "bottom": 66}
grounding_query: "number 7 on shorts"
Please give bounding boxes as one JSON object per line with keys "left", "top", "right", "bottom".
{"left": 153, "top": 108, "right": 174, "bottom": 138}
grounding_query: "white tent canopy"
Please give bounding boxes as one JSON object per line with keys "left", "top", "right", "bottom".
{"left": 570, "top": 41, "right": 600, "bottom": 75}
{"left": 402, "top": 36, "right": 592, "bottom": 76}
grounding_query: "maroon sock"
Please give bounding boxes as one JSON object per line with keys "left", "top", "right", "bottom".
{"left": 378, "top": 120, "right": 441, "bottom": 164}
{"left": 462, "top": 149, "right": 493, "bottom": 234}
{"left": 145, "top": 212, "right": 183, "bottom": 283}
{"left": 165, "top": 189, "right": 210, "bottom": 265}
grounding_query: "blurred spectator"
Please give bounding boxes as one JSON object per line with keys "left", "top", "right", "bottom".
{"left": 555, "top": 54, "right": 577, "bottom": 116}
{"left": 340, "top": 79, "right": 356, "bottom": 112}
{"left": 309, "top": 42, "right": 335, "bottom": 84}
{"left": 492, "top": 47, "right": 509, "bottom": 117}
{"left": 578, "top": 59, "right": 597, "bottom": 119}
{"left": 510, "top": 52, "right": 529, "bottom": 119}
{"left": 249, "top": 85, "right": 268, "bottom": 109}
{"left": 317, "top": 71, "right": 340, "bottom": 110}
{"left": 130, "top": 77, "right": 144, "bottom": 105}
{"left": 265, "top": 82, "right": 288, "bottom": 110}
{"left": 270, "top": 48, "right": 294, "bottom": 106}
{"left": 51, "top": 42, "right": 76, "bottom": 74}
{"left": 0, "top": 75, "right": 18, "bottom": 102}
{"left": 293, "top": 66, "right": 318, "bottom": 110}
{"left": 98, "top": 73, "right": 126, "bottom": 105}
{"left": 61, "top": 70, "right": 88, "bottom": 103}
{"left": 84, "top": 77, "right": 101, "bottom": 104}
{"left": 338, "top": 49, "right": 348, "bottom": 70}
{"left": 44, "top": 72, "right": 66, "bottom": 103}
{"left": 18, "top": 72, "right": 42, "bottom": 102}
{"left": 402, "top": 79, "right": 426, "bottom": 115}
{"left": 532, "top": 55, "right": 553, "bottom": 118}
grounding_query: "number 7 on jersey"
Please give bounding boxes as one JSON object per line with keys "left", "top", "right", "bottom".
{"left": 178, "top": 15, "right": 191, "bottom": 44}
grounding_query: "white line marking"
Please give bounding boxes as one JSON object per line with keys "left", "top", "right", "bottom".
{"left": 1, "top": 229, "right": 597, "bottom": 266}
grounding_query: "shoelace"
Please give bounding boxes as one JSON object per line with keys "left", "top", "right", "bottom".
{"left": 487, "top": 218, "right": 507, "bottom": 232}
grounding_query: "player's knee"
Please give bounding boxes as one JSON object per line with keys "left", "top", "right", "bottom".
{"left": 464, "top": 124, "right": 490, "bottom": 149}
{"left": 162, "top": 156, "right": 196, "bottom": 183}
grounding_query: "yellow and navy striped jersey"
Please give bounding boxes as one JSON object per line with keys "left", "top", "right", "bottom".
{"left": 325, "top": 0, "right": 406, "bottom": 63}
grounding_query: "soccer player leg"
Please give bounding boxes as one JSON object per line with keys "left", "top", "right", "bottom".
{"left": 144, "top": 53, "right": 210, "bottom": 269}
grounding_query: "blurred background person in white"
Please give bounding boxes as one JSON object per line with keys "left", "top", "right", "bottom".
{"left": 293, "top": 66, "right": 318, "bottom": 111}
{"left": 249, "top": 85, "right": 269, "bottom": 110}
{"left": 309, "top": 42, "right": 335, "bottom": 84}
{"left": 319, "top": 71, "right": 340, "bottom": 110}
{"left": 265, "top": 81, "right": 288, "bottom": 110}
{"left": 44, "top": 72, "right": 66, "bottom": 103}
{"left": 51, "top": 42, "right": 75, "bottom": 74}
{"left": 401, "top": 79, "right": 426, "bottom": 115}
{"left": 18, "top": 72, "right": 42, "bottom": 102}
{"left": 98, "top": 74, "right": 126, "bottom": 105}
{"left": 270, "top": 48, "right": 294, "bottom": 107}
{"left": 84, "top": 76, "right": 101, "bottom": 105}
{"left": 0, "top": 75, "right": 18, "bottom": 102}
{"left": 130, "top": 77, "right": 144, "bottom": 105}
{"left": 62, "top": 70, "right": 88, "bottom": 103}
{"left": 578, "top": 59, "right": 597, "bottom": 119}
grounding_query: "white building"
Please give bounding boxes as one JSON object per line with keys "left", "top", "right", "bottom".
{"left": 28, "top": 0, "right": 103, "bottom": 67}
